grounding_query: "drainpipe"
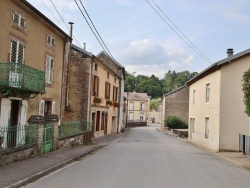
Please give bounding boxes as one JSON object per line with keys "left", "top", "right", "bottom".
{"left": 89, "top": 56, "right": 94, "bottom": 132}
{"left": 66, "top": 22, "right": 74, "bottom": 107}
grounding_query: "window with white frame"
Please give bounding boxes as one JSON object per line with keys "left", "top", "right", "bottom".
{"left": 39, "top": 100, "right": 55, "bottom": 117}
{"left": 47, "top": 35, "right": 56, "bottom": 47}
{"left": 10, "top": 37, "right": 25, "bottom": 63}
{"left": 12, "top": 11, "right": 26, "bottom": 29}
{"left": 129, "top": 102, "right": 134, "bottom": 111}
{"left": 205, "top": 117, "right": 209, "bottom": 139}
{"left": 139, "top": 114, "right": 144, "bottom": 120}
{"left": 140, "top": 103, "right": 145, "bottom": 111}
{"left": 206, "top": 83, "right": 210, "bottom": 102}
{"left": 193, "top": 90, "right": 196, "bottom": 105}
{"left": 45, "top": 55, "right": 54, "bottom": 84}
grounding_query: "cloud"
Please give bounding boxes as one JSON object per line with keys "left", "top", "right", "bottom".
{"left": 115, "top": 39, "right": 196, "bottom": 78}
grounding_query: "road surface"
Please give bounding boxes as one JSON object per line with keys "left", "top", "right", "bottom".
{"left": 25, "top": 124, "right": 250, "bottom": 188}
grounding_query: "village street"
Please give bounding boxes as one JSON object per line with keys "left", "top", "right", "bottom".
{"left": 25, "top": 124, "right": 250, "bottom": 188}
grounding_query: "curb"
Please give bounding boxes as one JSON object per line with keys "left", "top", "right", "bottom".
{"left": 5, "top": 134, "right": 126, "bottom": 188}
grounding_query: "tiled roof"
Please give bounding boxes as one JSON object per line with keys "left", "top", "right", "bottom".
{"left": 124, "top": 92, "right": 149, "bottom": 101}
{"left": 186, "top": 48, "right": 250, "bottom": 85}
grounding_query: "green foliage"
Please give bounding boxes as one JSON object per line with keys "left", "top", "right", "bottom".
{"left": 124, "top": 70, "right": 198, "bottom": 99}
{"left": 164, "top": 116, "right": 188, "bottom": 129}
{"left": 242, "top": 68, "right": 250, "bottom": 116}
{"left": 150, "top": 97, "right": 161, "bottom": 110}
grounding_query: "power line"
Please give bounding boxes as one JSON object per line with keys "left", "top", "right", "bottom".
{"left": 74, "top": 0, "right": 109, "bottom": 56}
{"left": 146, "top": 0, "right": 212, "bottom": 64}
{"left": 45, "top": 0, "right": 82, "bottom": 48}
{"left": 78, "top": 0, "right": 114, "bottom": 59}
{"left": 151, "top": 0, "right": 212, "bottom": 64}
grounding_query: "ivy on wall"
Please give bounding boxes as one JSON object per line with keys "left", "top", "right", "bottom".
{"left": 242, "top": 68, "right": 250, "bottom": 117}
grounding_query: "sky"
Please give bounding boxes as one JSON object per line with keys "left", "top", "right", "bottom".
{"left": 27, "top": 0, "right": 250, "bottom": 79}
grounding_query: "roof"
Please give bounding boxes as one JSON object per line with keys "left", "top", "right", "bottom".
{"left": 124, "top": 92, "right": 149, "bottom": 101}
{"left": 186, "top": 48, "right": 250, "bottom": 85}
{"left": 97, "top": 51, "right": 124, "bottom": 69}
{"left": 72, "top": 44, "right": 93, "bottom": 57}
{"left": 164, "top": 85, "right": 187, "bottom": 97}
{"left": 20, "top": 0, "right": 70, "bottom": 39}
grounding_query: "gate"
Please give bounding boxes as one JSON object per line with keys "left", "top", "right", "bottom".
{"left": 43, "top": 124, "right": 53, "bottom": 154}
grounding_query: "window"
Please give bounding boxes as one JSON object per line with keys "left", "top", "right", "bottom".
{"left": 10, "top": 37, "right": 25, "bottom": 63}
{"left": 193, "top": 90, "right": 196, "bottom": 105}
{"left": 94, "top": 64, "right": 98, "bottom": 71}
{"left": 190, "top": 118, "right": 195, "bottom": 133}
{"left": 12, "top": 11, "right": 26, "bottom": 29}
{"left": 140, "top": 103, "right": 145, "bottom": 111}
{"left": 92, "top": 75, "right": 99, "bottom": 96}
{"left": 47, "top": 35, "right": 56, "bottom": 46}
{"left": 39, "top": 100, "right": 55, "bottom": 117}
{"left": 129, "top": 112, "right": 134, "bottom": 120}
{"left": 205, "top": 117, "right": 209, "bottom": 139}
{"left": 129, "top": 102, "right": 134, "bottom": 111}
{"left": 114, "top": 77, "right": 116, "bottom": 84}
{"left": 206, "top": 83, "right": 210, "bottom": 102}
{"left": 45, "top": 55, "right": 54, "bottom": 84}
{"left": 113, "top": 86, "right": 118, "bottom": 101}
{"left": 105, "top": 82, "right": 111, "bottom": 99}
{"left": 139, "top": 114, "right": 144, "bottom": 120}
{"left": 107, "top": 72, "right": 109, "bottom": 79}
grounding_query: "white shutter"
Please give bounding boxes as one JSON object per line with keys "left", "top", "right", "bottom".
{"left": 17, "top": 100, "right": 28, "bottom": 145}
{"left": 0, "top": 98, "right": 11, "bottom": 149}
{"left": 50, "top": 58, "right": 54, "bottom": 83}
{"left": 39, "top": 100, "right": 44, "bottom": 116}
{"left": 45, "top": 57, "right": 49, "bottom": 83}
{"left": 52, "top": 101, "right": 55, "bottom": 114}
{"left": 12, "top": 12, "right": 19, "bottom": 25}
{"left": 10, "top": 38, "right": 17, "bottom": 63}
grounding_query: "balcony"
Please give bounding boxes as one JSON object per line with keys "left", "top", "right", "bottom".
{"left": 0, "top": 63, "right": 45, "bottom": 97}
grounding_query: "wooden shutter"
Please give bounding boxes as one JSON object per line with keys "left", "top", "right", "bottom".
{"left": 97, "top": 77, "right": 100, "bottom": 97}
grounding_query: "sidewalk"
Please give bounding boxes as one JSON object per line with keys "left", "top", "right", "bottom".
{"left": 159, "top": 128, "right": 250, "bottom": 171}
{"left": 0, "top": 129, "right": 129, "bottom": 188}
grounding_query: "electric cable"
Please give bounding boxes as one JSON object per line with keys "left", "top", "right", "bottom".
{"left": 146, "top": 0, "right": 212, "bottom": 64}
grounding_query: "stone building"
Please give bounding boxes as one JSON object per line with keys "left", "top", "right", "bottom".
{"left": 161, "top": 86, "right": 189, "bottom": 128}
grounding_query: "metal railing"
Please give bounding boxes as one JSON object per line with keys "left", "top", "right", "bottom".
{"left": 0, "top": 124, "right": 37, "bottom": 153}
{"left": 58, "top": 121, "right": 92, "bottom": 139}
{"left": 0, "top": 62, "right": 45, "bottom": 93}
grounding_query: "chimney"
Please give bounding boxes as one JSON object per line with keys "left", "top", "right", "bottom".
{"left": 83, "top": 43, "right": 86, "bottom": 50}
{"left": 227, "top": 48, "right": 234, "bottom": 58}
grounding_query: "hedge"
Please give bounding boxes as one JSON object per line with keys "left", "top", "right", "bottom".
{"left": 164, "top": 116, "right": 188, "bottom": 129}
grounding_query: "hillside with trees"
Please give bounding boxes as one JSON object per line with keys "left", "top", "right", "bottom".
{"left": 124, "top": 70, "right": 198, "bottom": 99}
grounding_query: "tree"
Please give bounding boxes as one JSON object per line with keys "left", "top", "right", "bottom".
{"left": 242, "top": 68, "right": 250, "bottom": 116}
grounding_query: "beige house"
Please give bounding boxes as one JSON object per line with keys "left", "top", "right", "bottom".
{"left": 0, "top": 0, "right": 71, "bottom": 151}
{"left": 0, "top": 0, "right": 70, "bottom": 148}
{"left": 91, "top": 51, "right": 125, "bottom": 138}
{"left": 187, "top": 48, "right": 250, "bottom": 151}
{"left": 124, "top": 92, "right": 150, "bottom": 126}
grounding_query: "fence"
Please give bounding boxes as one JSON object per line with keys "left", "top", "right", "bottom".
{"left": 239, "top": 134, "right": 250, "bottom": 155}
{"left": 58, "top": 121, "right": 92, "bottom": 139}
{"left": 0, "top": 124, "right": 36, "bottom": 153}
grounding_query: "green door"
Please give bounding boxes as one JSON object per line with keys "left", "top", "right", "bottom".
{"left": 43, "top": 124, "right": 53, "bottom": 154}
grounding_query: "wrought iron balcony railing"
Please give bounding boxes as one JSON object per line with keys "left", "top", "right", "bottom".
{"left": 0, "top": 62, "right": 45, "bottom": 95}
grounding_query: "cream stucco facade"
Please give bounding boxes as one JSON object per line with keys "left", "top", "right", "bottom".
{"left": 188, "top": 50, "right": 250, "bottom": 151}
{"left": 0, "top": 0, "right": 69, "bottom": 129}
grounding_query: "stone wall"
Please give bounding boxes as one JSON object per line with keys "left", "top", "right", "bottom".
{"left": 63, "top": 49, "right": 92, "bottom": 122}
{"left": 57, "top": 131, "right": 92, "bottom": 150}
{"left": 0, "top": 147, "right": 36, "bottom": 166}
{"left": 164, "top": 86, "right": 189, "bottom": 123}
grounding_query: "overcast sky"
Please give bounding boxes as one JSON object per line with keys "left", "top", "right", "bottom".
{"left": 27, "top": 0, "right": 250, "bottom": 78}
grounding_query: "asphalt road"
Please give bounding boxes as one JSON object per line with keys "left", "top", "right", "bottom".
{"left": 25, "top": 124, "right": 250, "bottom": 188}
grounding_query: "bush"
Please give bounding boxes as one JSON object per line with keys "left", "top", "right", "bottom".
{"left": 164, "top": 116, "right": 188, "bottom": 129}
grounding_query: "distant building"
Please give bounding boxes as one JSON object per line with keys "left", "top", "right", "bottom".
{"left": 124, "top": 92, "right": 150, "bottom": 126}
